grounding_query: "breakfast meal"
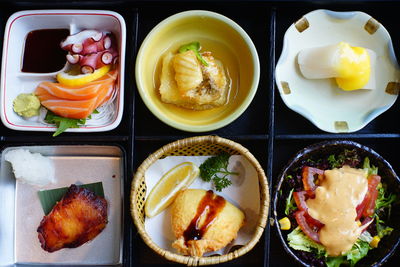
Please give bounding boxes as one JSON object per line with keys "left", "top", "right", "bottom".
{"left": 5, "top": 149, "right": 55, "bottom": 186}
{"left": 13, "top": 29, "right": 119, "bottom": 136}
{"left": 37, "top": 184, "right": 108, "bottom": 252}
{"left": 298, "top": 42, "right": 376, "bottom": 91}
{"left": 171, "top": 189, "right": 245, "bottom": 256}
{"left": 159, "top": 41, "right": 230, "bottom": 110}
{"left": 278, "top": 149, "right": 396, "bottom": 266}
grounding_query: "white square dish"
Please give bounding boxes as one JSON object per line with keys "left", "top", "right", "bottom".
{"left": 1, "top": 10, "right": 126, "bottom": 133}
{"left": 0, "top": 145, "right": 124, "bottom": 265}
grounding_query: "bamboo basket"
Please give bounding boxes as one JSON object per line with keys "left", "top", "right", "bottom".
{"left": 130, "top": 135, "right": 269, "bottom": 266}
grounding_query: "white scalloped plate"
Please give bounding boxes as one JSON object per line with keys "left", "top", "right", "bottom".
{"left": 275, "top": 9, "right": 400, "bottom": 133}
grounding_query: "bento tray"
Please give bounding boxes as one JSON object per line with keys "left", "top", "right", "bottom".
{"left": 0, "top": 1, "right": 398, "bottom": 267}
{"left": 0, "top": 145, "right": 124, "bottom": 266}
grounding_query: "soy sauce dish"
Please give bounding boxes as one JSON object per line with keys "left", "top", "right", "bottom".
{"left": 273, "top": 141, "right": 400, "bottom": 267}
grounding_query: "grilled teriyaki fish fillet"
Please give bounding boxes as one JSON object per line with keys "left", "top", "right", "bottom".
{"left": 37, "top": 184, "right": 108, "bottom": 252}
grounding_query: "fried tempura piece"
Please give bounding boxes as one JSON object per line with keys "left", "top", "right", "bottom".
{"left": 171, "top": 189, "right": 245, "bottom": 256}
{"left": 37, "top": 184, "right": 108, "bottom": 252}
{"left": 159, "top": 50, "right": 229, "bottom": 110}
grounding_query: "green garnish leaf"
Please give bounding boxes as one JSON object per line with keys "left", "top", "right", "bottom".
{"left": 376, "top": 186, "right": 396, "bottom": 210}
{"left": 287, "top": 227, "right": 326, "bottom": 256}
{"left": 326, "top": 256, "right": 346, "bottom": 267}
{"left": 345, "top": 240, "right": 370, "bottom": 266}
{"left": 199, "top": 152, "right": 238, "bottom": 191}
{"left": 178, "top": 41, "right": 209, "bottom": 66}
{"left": 362, "top": 157, "right": 378, "bottom": 175}
{"left": 37, "top": 182, "right": 104, "bottom": 215}
{"left": 285, "top": 188, "right": 296, "bottom": 215}
{"left": 328, "top": 154, "right": 341, "bottom": 169}
{"left": 45, "top": 110, "right": 86, "bottom": 137}
{"left": 375, "top": 214, "right": 394, "bottom": 238}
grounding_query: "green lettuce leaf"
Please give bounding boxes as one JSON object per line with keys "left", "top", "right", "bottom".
{"left": 363, "top": 157, "right": 378, "bottom": 175}
{"left": 287, "top": 228, "right": 372, "bottom": 267}
{"left": 285, "top": 188, "right": 296, "bottom": 215}
{"left": 346, "top": 240, "right": 370, "bottom": 266}
{"left": 376, "top": 186, "right": 396, "bottom": 210}
{"left": 287, "top": 227, "right": 326, "bottom": 257}
{"left": 326, "top": 256, "right": 346, "bottom": 267}
{"left": 375, "top": 214, "right": 394, "bottom": 238}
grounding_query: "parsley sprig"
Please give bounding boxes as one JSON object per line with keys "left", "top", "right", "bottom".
{"left": 199, "top": 152, "right": 238, "bottom": 191}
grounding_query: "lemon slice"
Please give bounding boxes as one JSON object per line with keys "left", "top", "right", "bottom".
{"left": 145, "top": 162, "right": 199, "bottom": 217}
{"left": 56, "top": 65, "right": 111, "bottom": 87}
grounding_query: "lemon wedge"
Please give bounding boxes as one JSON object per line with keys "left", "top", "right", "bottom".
{"left": 56, "top": 65, "right": 110, "bottom": 87}
{"left": 145, "top": 162, "right": 199, "bottom": 218}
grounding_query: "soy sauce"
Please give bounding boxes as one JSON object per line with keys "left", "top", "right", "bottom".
{"left": 183, "top": 190, "right": 226, "bottom": 244}
{"left": 22, "top": 29, "right": 69, "bottom": 73}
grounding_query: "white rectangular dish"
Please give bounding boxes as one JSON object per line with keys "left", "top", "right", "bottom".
{"left": 0, "top": 145, "right": 124, "bottom": 266}
{"left": 0, "top": 10, "right": 126, "bottom": 133}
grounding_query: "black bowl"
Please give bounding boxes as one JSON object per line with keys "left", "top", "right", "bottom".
{"left": 273, "top": 140, "right": 400, "bottom": 267}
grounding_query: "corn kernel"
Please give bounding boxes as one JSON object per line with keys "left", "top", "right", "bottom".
{"left": 357, "top": 221, "right": 362, "bottom": 226}
{"left": 370, "top": 236, "right": 380, "bottom": 248}
{"left": 279, "top": 217, "right": 291, "bottom": 230}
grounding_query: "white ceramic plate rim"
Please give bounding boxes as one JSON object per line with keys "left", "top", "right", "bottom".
{"left": 135, "top": 10, "right": 260, "bottom": 132}
{"left": 0, "top": 9, "right": 126, "bottom": 132}
{"left": 275, "top": 9, "right": 399, "bottom": 133}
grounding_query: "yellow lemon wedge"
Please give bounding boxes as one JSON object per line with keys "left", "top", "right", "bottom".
{"left": 56, "top": 65, "right": 111, "bottom": 87}
{"left": 145, "top": 162, "right": 199, "bottom": 218}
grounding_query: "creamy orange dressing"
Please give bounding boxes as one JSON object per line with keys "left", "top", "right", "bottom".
{"left": 306, "top": 166, "right": 368, "bottom": 256}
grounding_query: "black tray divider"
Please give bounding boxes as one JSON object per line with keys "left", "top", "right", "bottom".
{"left": 122, "top": 5, "right": 139, "bottom": 267}
{"left": 124, "top": 6, "right": 139, "bottom": 267}
{"left": 264, "top": 6, "right": 277, "bottom": 267}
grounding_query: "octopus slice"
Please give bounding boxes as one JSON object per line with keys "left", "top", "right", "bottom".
{"left": 37, "top": 184, "right": 108, "bottom": 252}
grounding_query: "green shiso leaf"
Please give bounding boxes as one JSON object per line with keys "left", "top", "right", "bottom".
{"left": 38, "top": 182, "right": 104, "bottom": 215}
{"left": 45, "top": 110, "right": 86, "bottom": 137}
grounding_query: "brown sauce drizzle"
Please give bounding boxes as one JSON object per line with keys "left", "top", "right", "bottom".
{"left": 183, "top": 190, "right": 226, "bottom": 244}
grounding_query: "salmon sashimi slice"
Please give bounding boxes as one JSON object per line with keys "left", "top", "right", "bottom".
{"left": 38, "top": 94, "right": 97, "bottom": 119}
{"left": 35, "top": 70, "right": 118, "bottom": 119}
{"left": 35, "top": 70, "right": 118, "bottom": 100}
{"left": 36, "top": 81, "right": 116, "bottom": 119}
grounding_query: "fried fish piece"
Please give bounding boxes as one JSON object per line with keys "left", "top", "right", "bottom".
{"left": 171, "top": 189, "right": 245, "bottom": 256}
{"left": 37, "top": 184, "right": 108, "bottom": 252}
{"left": 159, "top": 50, "right": 229, "bottom": 110}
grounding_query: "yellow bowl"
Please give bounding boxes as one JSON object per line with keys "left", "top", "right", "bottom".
{"left": 135, "top": 10, "right": 260, "bottom": 132}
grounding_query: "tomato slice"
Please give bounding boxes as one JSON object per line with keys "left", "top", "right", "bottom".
{"left": 356, "top": 174, "right": 381, "bottom": 220}
{"left": 294, "top": 191, "right": 324, "bottom": 230}
{"left": 295, "top": 210, "right": 320, "bottom": 243}
{"left": 304, "top": 212, "right": 324, "bottom": 229}
{"left": 362, "top": 175, "right": 381, "bottom": 217}
{"left": 302, "top": 166, "right": 324, "bottom": 196}
{"left": 293, "top": 191, "right": 308, "bottom": 211}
